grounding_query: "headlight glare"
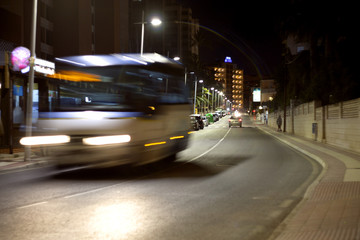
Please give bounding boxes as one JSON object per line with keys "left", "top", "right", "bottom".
{"left": 20, "top": 135, "right": 71, "bottom": 146}
{"left": 82, "top": 135, "right": 131, "bottom": 145}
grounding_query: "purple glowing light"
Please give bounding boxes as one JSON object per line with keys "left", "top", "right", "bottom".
{"left": 11, "top": 46, "right": 31, "bottom": 71}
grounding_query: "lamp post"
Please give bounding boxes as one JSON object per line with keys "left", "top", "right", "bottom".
{"left": 25, "top": 0, "right": 38, "bottom": 161}
{"left": 190, "top": 72, "right": 197, "bottom": 114}
{"left": 211, "top": 87, "right": 214, "bottom": 112}
{"left": 140, "top": 11, "right": 145, "bottom": 55}
{"left": 218, "top": 92, "right": 223, "bottom": 108}
{"left": 207, "top": 91, "right": 210, "bottom": 113}
{"left": 215, "top": 89, "right": 218, "bottom": 110}
{"left": 198, "top": 80, "right": 203, "bottom": 114}
{"left": 139, "top": 11, "right": 162, "bottom": 55}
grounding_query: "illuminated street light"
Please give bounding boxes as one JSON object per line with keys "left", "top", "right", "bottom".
{"left": 139, "top": 12, "right": 162, "bottom": 55}
{"left": 151, "top": 18, "right": 162, "bottom": 26}
{"left": 198, "top": 80, "right": 204, "bottom": 113}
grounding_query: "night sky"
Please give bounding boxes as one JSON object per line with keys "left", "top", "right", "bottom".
{"left": 181, "top": 0, "right": 358, "bottom": 80}
{"left": 180, "top": 0, "right": 283, "bottom": 77}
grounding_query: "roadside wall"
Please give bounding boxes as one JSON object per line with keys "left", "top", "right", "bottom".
{"left": 267, "top": 98, "right": 360, "bottom": 154}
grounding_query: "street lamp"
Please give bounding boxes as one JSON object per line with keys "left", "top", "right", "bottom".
{"left": 25, "top": 0, "right": 38, "bottom": 161}
{"left": 215, "top": 89, "right": 218, "bottom": 110}
{"left": 198, "top": 80, "right": 204, "bottom": 114}
{"left": 207, "top": 90, "right": 211, "bottom": 113}
{"left": 190, "top": 72, "right": 197, "bottom": 114}
{"left": 139, "top": 11, "right": 162, "bottom": 55}
{"left": 151, "top": 18, "right": 162, "bottom": 26}
{"left": 218, "top": 91, "right": 223, "bottom": 108}
{"left": 211, "top": 87, "right": 215, "bottom": 112}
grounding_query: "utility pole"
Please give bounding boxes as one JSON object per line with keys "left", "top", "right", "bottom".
{"left": 24, "top": 0, "right": 38, "bottom": 161}
{"left": 282, "top": 44, "right": 289, "bottom": 133}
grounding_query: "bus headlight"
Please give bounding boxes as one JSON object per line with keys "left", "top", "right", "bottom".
{"left": 20, "top": 135, "right": 71, "bottom": 146}
{"left": 82, "top": 135, "right": 131, "bottom": 145}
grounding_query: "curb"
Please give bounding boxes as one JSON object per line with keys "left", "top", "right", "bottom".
{"left": 0, "top": 150, "right": 48, "bottom": 174}
{"left": 0, "top": 159, "right": 49, "bottom": 174}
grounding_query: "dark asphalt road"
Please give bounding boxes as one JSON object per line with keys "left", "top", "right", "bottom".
{"left": 0, "top": 115, "right": 321, "bottom": 240}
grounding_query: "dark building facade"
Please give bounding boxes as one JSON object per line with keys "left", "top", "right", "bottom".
{"left": 1, "top": 0, "right": 54, "bottom": 60}
{"left": 53, "top": 0, "right": 130, "bottom": 57}
{"left": 52, "top": 0, "right": 198, "bottom": 62}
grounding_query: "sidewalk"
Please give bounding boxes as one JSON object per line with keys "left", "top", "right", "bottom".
{"left": 253, "top": 122, "right": 360, "bottom": 240}
{"left": 0, "top": 147, "right": 47, "bottom": 173}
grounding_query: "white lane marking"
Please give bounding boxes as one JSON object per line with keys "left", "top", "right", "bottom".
{"left": 188, "top": 128, "right": 231, "bottom": 162}
{"left": 17, "top": 201, "right": 48, "bottom": 209}
{"left": 63, "top": 184, "right": 121, "bottom": 199}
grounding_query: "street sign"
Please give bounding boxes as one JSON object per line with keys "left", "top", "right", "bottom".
{"left": 253, "top": 88, "right": 261, "bottom": 102}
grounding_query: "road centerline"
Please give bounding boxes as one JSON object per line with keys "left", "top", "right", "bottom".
{"left": 187, "top": 128, "right": 231, "bottom": 162}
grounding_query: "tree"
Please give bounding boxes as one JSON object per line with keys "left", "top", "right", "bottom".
{"left": 195, "top": 87, "right": 210, "bottom": 113}
{"left": 278, "top": 0, "right": 359, "bottom": 106}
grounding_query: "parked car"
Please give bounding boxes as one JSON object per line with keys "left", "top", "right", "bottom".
{"left": 228, "top": 115, "right": 242, "bottom": 128}
{"left": 190, "top": 114, "right": 204, "bottom": 130}
{"left": 212, "top": 113, "right": 219, "bottom": 122}
{"left": 202, "top": 116, "right": 209, "bottom": 127}
{"left": 215, "top": 111, "right": 223, "bottom": 118}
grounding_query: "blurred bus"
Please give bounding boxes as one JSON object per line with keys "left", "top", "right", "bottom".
{"left": 20, "top": 53, "right": 192, "bottom": 168}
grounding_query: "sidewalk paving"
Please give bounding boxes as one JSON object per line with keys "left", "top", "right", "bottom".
{"left": 0, "top": 147, "right": 47, "bottom": 173}
{"left": 254, "top": 122, "right": 360, "bottom": 240}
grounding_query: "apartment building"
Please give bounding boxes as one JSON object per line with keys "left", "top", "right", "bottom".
{"left": 213, "top": 57, "right": 244, "bottom": 110}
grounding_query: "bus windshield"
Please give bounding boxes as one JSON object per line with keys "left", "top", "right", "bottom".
{"left": 45, "top": 65, "right": 188, "bottom": 112}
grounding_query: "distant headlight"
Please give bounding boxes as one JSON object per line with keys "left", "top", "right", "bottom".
{"left": 82, "top": 135, "right": 131, "bottom": 145}
{"left": 20, "top": 135, "right": 71, "bottom": 146}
